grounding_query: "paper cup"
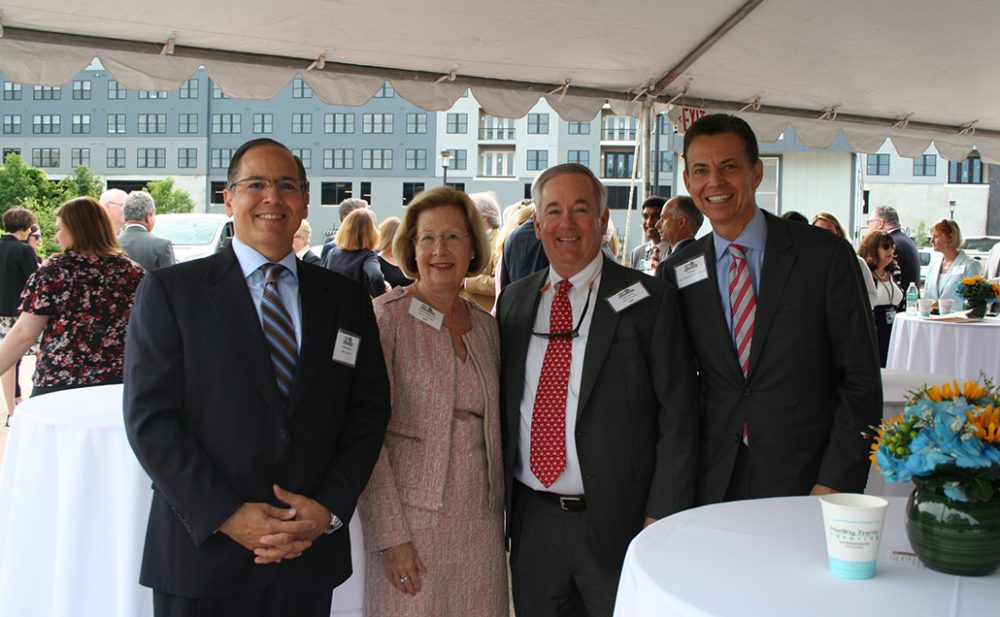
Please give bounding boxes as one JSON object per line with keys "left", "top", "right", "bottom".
{"left": 918, "top": 299, "right": 933, "bottom": 317}
{"left": 938, "top": 299, "right": 954, "bottom": 314}
{"left": 819, "top": 494, "right": 888, "bottom": 580}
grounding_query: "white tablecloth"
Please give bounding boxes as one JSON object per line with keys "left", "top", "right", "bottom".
{"left": 0, "top": 385, "right": 366, "bottom": 617}
{"left": 614, "top": 496, "right": 1000, "bottom": 617}
{"left": 887, "top": 313, "right": 1000, "bottom": 383}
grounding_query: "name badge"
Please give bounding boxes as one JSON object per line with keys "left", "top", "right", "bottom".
{"left": 332, "top": 329, "right": 360, "bottom": 367}
{"left": 408, "top": 298, "right": 444, "bottom": 330}
{"left": 606, "top": 281, "right": 650, "bottom": 313}
{"left": 675, "top": 255, "right": 709, "bottom": 289}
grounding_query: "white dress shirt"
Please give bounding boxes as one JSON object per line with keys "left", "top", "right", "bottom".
{"left": 231, "top": 236, "right": 303, "bottom": 349}
{"left": 515, "top": 252, "right": 603, "bottom": 494}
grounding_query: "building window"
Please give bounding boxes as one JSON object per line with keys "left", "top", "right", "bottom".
{"left": 211, "top": 149, "right": 235, "bottom": 169}
{"left": 527, "top": 113, "right": 549, "bottom": 135}
{"left": 325, "top": 113, "right": 355, "bottom": 134}
{"left": 32, "top": 114, "right": 61, "bottom": 134}
{"left": 33, "top": 148, "right": 60, "bottom": 168}
{"left": 178, "top": 79, "right": 200, "bottom": 99}
{"left": 2, "top": 149, "right": 21, "bottom": 162}
{"left": 866, "top": 154, "right": 890, "bottom": 176}
{"left": 138, "top": 148, "right": 166, "bottom": 168}
{"left": 362, "top": 149, "right": 393, "bottom": 170}
{"left": 107, "top": 114, "right": 126, "bottom": 134}
{"left": 292, "top": 76, "right": 313, "bottom": 98}
{"left": 362, "top": 113, "right": 393, "bottom": 134}
{"left": 208, "top": 181, "right": 227, "bottom": 205}
{"left": 33, "top": 86, "right": 61, "bottom": 100}
{"left": 949, "top": 156, "right": 985, "bottom": 184}
{"left": 138, "top": 90, "right": 168, "bottom": 99}
{"left": 402, "top": 182, "right": 425, "bottom": 205}
{"left": 659, "top": 151, "right": 674, "bottom": 173}
{"left": 756, "top": 157, "right": 781, "bottom": 212}
{"left": 446, "top": 113, "right": 468, "bottom": 134}
{"left": 291, "top": 113, "right": 312, "bottom": 134}
{"left": 72, "top": 80, "right": 92, "bottom": 100}
{"left": 178, "top": 113, "right": 199, "bottom": 134}
{"left": 374, "top": 82, "right": 394, "bottom": 98}
{"left": 250, "top": 113, "right": 272, "bottom": 134}
{"left": 292, "top": 148, "right": 312, "bottom": 169}
{"left": 360, "top": 182, "right": 372, "bottom": 202}
{"left": 71, "top": 148, "right": 90, "bottom": 167}
{"left": 3, "top": 83, "right": 22, "bottom": 100}
{"left": 324, "top": 149, "right": 354, "bottom": 170}
{"left": 212, "top": 113, "right": 242, "bottom": 134}
{"left": 107, "top": 80, "right": 127, "bottom": 100}
{"left": 657, "top": 113, "right": 671, "bottom": 134}
{"left": 602, "top": 116, "right": 637, "bottom": 141}
{"left": 72, "top": 114, "right": 91, "bottom": 134}
{"left": 445, "top": 149, "right": 467, "bottom": 171}
{"left": 480, "top": 150, "right": 515, "bottom": 177}
{"left": 603, "top": 151, "right": 634, "bottom": 178}
{"left": 321, "top": 182, "right": 353, "bottom": 205}
{"left": 912, "top": 154, "right": 937, "bottom": 177}
{"left": 568, "top": 150, "right": 589, "bottom": 167}
{"left": 178, "top": 148, "right": 198, "bottom": 169}
{"left": 606, "top": 186, "right": 638, "bottom": 210}
{"left": 568, "top": 121, "right": 591, "bottom": 135}
{"left": 526, "top": 149, "right": 548, "bottom": 171}
{"left": 480, "top": 115, "right": 514, "bottom": 140}
{"left": 406, "top": 113, "right": 427, "bottom": 134}
{"left": 405, "top": 149, "right": 427, "bottom": 170}
{"left": 107, "top": 148, "right": 126, "bottom": 168}
{"left": 212, "top": 83, "right": 229, "bottom": 99}
{"left": 2, "top": 115, "right": 21, "bottom": 134}
{"left": 138, "top": 113, "right": 167, "bottom": 134}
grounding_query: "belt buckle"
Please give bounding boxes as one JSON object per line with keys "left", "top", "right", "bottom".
{"left": 559, "top": 496, "right": 581, "bottom": 511}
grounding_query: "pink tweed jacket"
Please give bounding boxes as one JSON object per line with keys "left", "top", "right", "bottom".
{"left": 358, "top": 286, "right": 504, "bottom": 551}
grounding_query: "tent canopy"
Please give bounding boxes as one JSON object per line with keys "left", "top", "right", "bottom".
{"left": 2, "top": 0, "right": 999, "bottom": 161}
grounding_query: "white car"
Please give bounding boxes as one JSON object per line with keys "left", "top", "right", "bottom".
{"left": 153, "top": 213, "right": 235, "bottom": 262}
{"left": 962, "top": 236, "right": 1000, "bottom": 266}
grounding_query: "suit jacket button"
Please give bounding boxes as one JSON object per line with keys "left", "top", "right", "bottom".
{"left": 279, "top": 429, "right": 289, "bottom": 440}
{"left": 743, "top": 387, "right": 751, "bottom": 397}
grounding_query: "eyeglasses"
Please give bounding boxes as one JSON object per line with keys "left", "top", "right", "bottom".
{"left": 228, "top": 177, "right": 305, "bottom": 195}
{"left": 531, "top": 282, "right": 594, "bottom": 340}
{"left": 29, "top": 234, "right": 41, "bottom": 240}
{"left": 414, "top": 233, "right": 470, "bottom": 248}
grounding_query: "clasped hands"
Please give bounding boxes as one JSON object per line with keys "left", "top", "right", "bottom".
{"left": 219, "top": 484, "right": 330, "bottom": 565}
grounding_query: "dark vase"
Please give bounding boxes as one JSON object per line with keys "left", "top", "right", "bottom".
{"left": 965, "top": 299, "right": 988, "bottom": 318}
{"left": 905, "top": 484, "right": 1000, "bottom": 576}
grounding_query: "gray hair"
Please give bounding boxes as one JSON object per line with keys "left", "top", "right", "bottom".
{"left": 670, "top": 195, "right": 704, "bottom": 232}
{"left": 295, "top": 219, "right": 313, "bottom": 240}
{"left": 339, "top": 198, "right": 369, "bottom": 222}
{"left": 469, "top": 192, "right": 502, "bottom": 229}
{"left": 123, "top": 191, "right": 155, "bottom": 221}
{"left": 531, "top": 163, "right": 607, "bottom": 214}
{"left": 99, "top": 188, "right": 127, "bottom": 207}
{"left": 873, "top": 205, "right": 900, "bottom": 227}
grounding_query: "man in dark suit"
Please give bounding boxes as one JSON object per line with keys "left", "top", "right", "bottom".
{"left": 119, "top": 191, "right": 176, "bottom": 271}
{"left": 124, "top": 138, "right": 391, "bottom": 617}
{"left": 292, "top": 219, "right": 322, "bottom": 265}
{"left": 628, "top": 196, "right": 668, "bottom": 273}
{"left": 497, "top": 163, "right": 698, "bottom": 616}
{"left": 657, "top": 195, "right": 702, "bottom": 258}
{"left": 868, "top": 205, "right": 919, "bottom": 292}
{"left": 499, "top": 217, "right": 549, "bottom": 289}
{"left": 660, "top": 114, "right": 881, "bottom": 503}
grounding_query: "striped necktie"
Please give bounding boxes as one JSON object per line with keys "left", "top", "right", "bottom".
{"left": 260, "top": 263, "right": 298, "bottom": 402}
{"left": 727, "top": 244, "right": 756, "bottom": 377}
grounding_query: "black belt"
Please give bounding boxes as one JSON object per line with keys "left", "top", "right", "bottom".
{"left": 533, "top": 490, "right": 586, "bottom": 512}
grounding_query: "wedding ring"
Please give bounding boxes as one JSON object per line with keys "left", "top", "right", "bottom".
{"left": 399, "top": 575, "right": 409, "bottom": 583}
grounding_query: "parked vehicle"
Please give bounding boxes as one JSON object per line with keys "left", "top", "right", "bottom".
{"left": 153, "top": 214, "right": 234, "bottom": 262}
{"left": 918, "top": 248, "right": 932, "bottom": 286}
{"left": 962, "top": 236, "right": 1000, "bottom": 265}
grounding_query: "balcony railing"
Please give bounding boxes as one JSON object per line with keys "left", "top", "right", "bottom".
{"left": 479, "top": 127, "right": 516, "bottom": 140}
{"left": 601, "top": 128, "right": 637, "bottom": 141}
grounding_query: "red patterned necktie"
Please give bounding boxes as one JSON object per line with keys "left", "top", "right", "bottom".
{"left": 649, "top": 246, "right": 660, "bottom": 272}
{"left": 727, "top": 244, "right": 756, "bottom": 376}
{"left": 531, "top": 279, "right": 573, "bottom": 487}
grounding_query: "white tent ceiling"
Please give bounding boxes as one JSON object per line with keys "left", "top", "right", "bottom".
{"left": 2, "top": 0, "right": 1000, "bottom": 161}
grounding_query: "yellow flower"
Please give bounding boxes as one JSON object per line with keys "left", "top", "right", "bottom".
{"left": 868, "top": 414, "right": 899, "bottom": 467}
{"left": 992, "top": 283, "right": 1000, "bottom": 298}
{"left": 963, "top": 380, "right": 987, "bottom": 401}
{"left": 962, "top": 277, "right": 977, "bottom": 286}
{"left": 968, "top": 404, "right": 1000, "bottom": 444}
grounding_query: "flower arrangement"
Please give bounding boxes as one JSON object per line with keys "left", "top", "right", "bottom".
{"left": 955, "top": 275, "right": 1000, "bottom": 304}
{"left": 869, "top": 379, "right": 1000, "bottom": 503}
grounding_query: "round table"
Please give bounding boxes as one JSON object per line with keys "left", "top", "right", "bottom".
{"left": 887, "top": 313, "right": 1000, "bottom": 383}
{"left": 614, "top": 496, "right": 1000, "bottom": 617}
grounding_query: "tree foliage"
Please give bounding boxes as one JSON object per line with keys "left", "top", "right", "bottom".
{"left": 59, "top": 165, "right": 104, "bottom": 200}
{"left": 0, "top": 152, "right": 57, "bottom": 213}
{"left": 143, "top": 178, "right": 196, "bottom": 214}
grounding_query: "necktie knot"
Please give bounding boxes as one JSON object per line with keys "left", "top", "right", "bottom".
{"left": 555, "top": 279, "right": 573, "bottom": 296}
{"left": 728, "top": 244, "right": 747, "bottom": 262}
{"left": 261, "top": 263, "right": 285, "bottom": 285}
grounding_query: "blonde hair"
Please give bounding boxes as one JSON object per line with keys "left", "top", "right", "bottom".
{"left": 393, "top": 187, "right": 491, "bottom": 280}
{"left": 377, "top": 216, "right": 402, "bottom": 253}
{"left": 335, "top": 209, "right": 379, "bottom": 251}
{"left": 810, "top": 211, "right": 847, "bottom": 239}
{"left": 931, "top": 219, "right": 962, "bottom": 251}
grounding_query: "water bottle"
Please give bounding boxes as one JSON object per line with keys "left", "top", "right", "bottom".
{"left": 906, "top": 282, "right": 919, "bottom": 315}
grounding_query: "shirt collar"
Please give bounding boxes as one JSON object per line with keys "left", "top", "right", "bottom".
{"left": 713, "top": 207, "right": 766, "bottom": 263}
{"left": 231, "top": 236, "right": 299, "bottom": 282}
{"left": 545, "top": 251, "right": 604, "bottom": 292}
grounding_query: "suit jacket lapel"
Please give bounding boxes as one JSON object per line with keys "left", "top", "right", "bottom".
{"left": 577, "top": 257, "right": 623, "bottom": 420}
{"left": 684, "top": 236, "right": 745, "bottom": 381}
{"left": 286, "top": 263, "right": 337, "bottom": 415}
{"left": 748, "top": 212, "right": 795, "bottom": 378}
{"left": 204, "top": 246, "right": 286, "bottom": 417}
{"left": 502, "top": 270, "right": 546, "bottom": 426}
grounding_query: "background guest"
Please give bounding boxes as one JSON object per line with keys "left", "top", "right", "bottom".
{"left": 358, "top": 186, "right": 508, "bottom": 616}
{"left": 782, "top": 211, "right": 809, "bottom": 224}
{"left": 629, "top": 196, "right": 668, "bottom": 273}
{"left": 858, "top": 231, "right": 902, "bottom": 367}
{"left": 293, "top": 219, "right": 322, "bottom": 265}
{"left": 811, "top": 211, "right": 876, "bottom": 308}
{"left": 924, "top": 218, "right": 982, "bottom": 304}
{"left": 0, "top": 207, "right": 40, "bottom": 424}
{"left": 98, "top": 188, "right": 127, "bottom": 233}
{"left": 464, "top": 192, "right": 502, "bottom": 310}
{"left": 868, "top": 205, "right": 920, "bottom": 293}
{"left": 321, "top": 197, "right": 370, "bottom": 259}
{"left": 119, "top": 191, "right": 176, "bottom": 272}
{"left": 323, "top": 208, "right": 386, "bottom": 297}
{"left": 492, "top": 201, "right": 535, "bottom": 313}
{"left": 26, "top": 224, "right": 42, "bottom": 262}
{"left": 0, "top": 197, "right": 144, "bottom": 400}
{"left": 376, "top": 216, "right": 412, "bottom": 288}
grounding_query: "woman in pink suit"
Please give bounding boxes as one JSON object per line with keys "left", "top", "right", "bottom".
{"left": 358, "top": 186, "right": 508, "bottom": 617}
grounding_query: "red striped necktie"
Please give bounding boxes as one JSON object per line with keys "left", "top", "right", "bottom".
{"left": 727, "top": 244, "right": 756, "bottom": 377}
